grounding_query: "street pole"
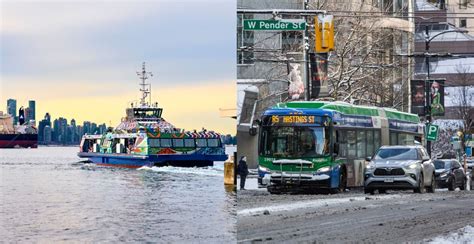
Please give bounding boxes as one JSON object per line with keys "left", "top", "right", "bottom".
{"left": 304, "top": 0, "right": 311, "bottom": 101}
{"left": 425, "top": 26, "right": 432, "bottom": 157}
{"left": 422, "top": 27, "right": 467, "bottom": 158}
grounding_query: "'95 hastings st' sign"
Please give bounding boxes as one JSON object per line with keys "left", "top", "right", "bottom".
{"left": 243, "top": 19, "right": 306, "bottom": 31}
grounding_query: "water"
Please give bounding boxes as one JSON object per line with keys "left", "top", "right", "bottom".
{"left": 0, "top": 147, "right": 236, "bottom": 243}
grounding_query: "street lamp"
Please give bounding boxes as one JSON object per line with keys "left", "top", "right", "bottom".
{"left": 424, "top": 26, "right": 468, "bottom": 157}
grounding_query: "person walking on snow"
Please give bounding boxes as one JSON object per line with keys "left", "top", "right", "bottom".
{"left": 238, "top": 156, "right": 249, "bottom": 190}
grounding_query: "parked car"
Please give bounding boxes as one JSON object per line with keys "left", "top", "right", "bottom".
{"left": 466, "top": 158, "right": 474, "bottom": 172}
{"left": 434, "top": 159, "right": 467, "bottom": 191}
{"left": 364, "top": 145, "right": 436, "bottom": 194}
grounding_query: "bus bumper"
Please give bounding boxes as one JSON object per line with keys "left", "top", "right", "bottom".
{"left": 267, "top": 166, "right": 341, "bottom": 192}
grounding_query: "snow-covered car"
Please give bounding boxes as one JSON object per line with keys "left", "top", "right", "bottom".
{"left": 364, "top": 145, "right": 436, "bottom": 194}
{"left": 434, "top": 159, "right": 467, "bottom": 191}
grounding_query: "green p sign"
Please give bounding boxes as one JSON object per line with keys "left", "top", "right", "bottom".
{"left": 426, "top": 124, "right": 439, "bottom": 141}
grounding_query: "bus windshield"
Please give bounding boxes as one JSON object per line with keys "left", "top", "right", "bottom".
{"left": 260, "top": 126, "right": 329, "bottom": 158}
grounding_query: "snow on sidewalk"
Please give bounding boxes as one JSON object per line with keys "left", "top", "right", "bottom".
{"left": 427, "top": 225, "right": 474, "bottom": 243}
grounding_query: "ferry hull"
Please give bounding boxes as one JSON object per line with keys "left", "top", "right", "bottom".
{"left": 78, "top": 152, "right": 227, "bottom": 168}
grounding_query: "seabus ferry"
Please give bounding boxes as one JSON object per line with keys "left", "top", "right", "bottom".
{"left": 78, "top": 63, "right": 227, "bottom": 168}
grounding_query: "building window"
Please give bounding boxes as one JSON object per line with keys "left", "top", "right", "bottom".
{"left": 460, "top": 19, "right": 467, "bottom": 28}
{"left": 237, "top": 14, "right": 254, "bottom": 65}
{"left": 460, "top": 0, "right": 468, "bottom": 9}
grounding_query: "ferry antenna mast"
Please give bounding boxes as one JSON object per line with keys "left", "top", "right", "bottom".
{"left": 136, "top": 62, "right": 153, "bottom": 107}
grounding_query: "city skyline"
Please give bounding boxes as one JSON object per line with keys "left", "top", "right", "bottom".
{"left": 1, "top": 0, "right": 236, "bottom": 134}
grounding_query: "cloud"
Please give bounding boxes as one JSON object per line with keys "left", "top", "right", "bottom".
{"left": 0, "top": 0, "right": 236, "bottom": 134}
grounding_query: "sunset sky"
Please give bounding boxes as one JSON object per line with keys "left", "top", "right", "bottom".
{"left": 0, "top": 0, "right": 236, "bottom": 134}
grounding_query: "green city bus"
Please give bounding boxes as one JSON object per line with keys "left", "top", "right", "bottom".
{"left": 257, "top": 101, "right": 424, "bottom": 194}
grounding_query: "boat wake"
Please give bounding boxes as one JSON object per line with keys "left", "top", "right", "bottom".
{"left": 137, "top": 164, "right": 224, "bottom": 177}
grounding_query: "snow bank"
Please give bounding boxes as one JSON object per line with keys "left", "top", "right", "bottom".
{"left": 237, "top": 194, "right": 403, "bottom": 216}
{"left": 427, "top": 225, "right": 474, "bottom": 243}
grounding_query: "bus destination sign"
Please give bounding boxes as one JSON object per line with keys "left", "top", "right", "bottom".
{"left": 271, "top": 115, "right": 317, "bottom": 125}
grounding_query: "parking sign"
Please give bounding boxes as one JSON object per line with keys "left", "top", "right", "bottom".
{"left": 426, "top": 124, "right": 439, "bottom": 141}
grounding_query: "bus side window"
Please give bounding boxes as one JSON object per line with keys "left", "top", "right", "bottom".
{"left": 367, "top": 130, "right": 374, "bottom": 157}
{"left": 338, "top": 130, "right": 348, "bottom": 157}
{"left": 374, "top": 130, "right": 381, "bottom": 151}
{"left": 357, "top": 130, "right": 366, "bottom": 158}
{"left": 390, "top": 132, "right": 397, "bottom": 145}
{"left": 347, "top": 130, "right": 356, "bottom": 158}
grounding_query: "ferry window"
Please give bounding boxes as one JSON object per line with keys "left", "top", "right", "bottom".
{"left": 102, "top": 140, "right": 111, "bottom": 148}
{"left": 173, "top": 139, "right": 184, "bottom": 147}
{"left": 347, "top": 130, "right": 356, "bottom": 158}
{"left": 160, "top": 139, "right": 172, "bottom": 148}
{"left": 196, "top": 139, "right": 207, "bottom": 147}
{"left": 367, "top": 130, "right": 374, "bottom": 157}
{"left": 184, "top": 139, "right": 195, "bottom": 147}
{"left": 207, "top": 139, "right": 219, "bottom": 147}
{"left": 357, "top": 131, "right": 366, "bottom": 158}
{"left": 374, "top": 130, "right": 381, "bottom": 151}
{"left": 149, "top": 139, "right": 160, "bottom": 147}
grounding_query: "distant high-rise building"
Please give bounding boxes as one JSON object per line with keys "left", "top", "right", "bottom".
{"left": 52, "top": 119, "right": 60, "bottom": 142}
{"left": 6, "top": 99, "right": 17, "bottom": 124}
{"left": 98, "top": 123, "right": 107, "bottom": 135}
{"left": 38, "top": 113, "right": 52, "bottom": 143}
{"left": 44, "top": 125, "right": 52, "bottom": 144}
{"left": 27, "top": 100, "right": 36, "bottom": 124}
{"left": 91, "top": 123, "right": 98, "bottom": 134}
{"left": 70, "top": 119, "right": 77, "bottom": 143}
{"left": 44, "top": 113, "right": 51, "bottom": 123}
{"left": 59, "top": 117, "right": 68, "bottom": 144}
{"left": 83, "top": 121, "right": 91, "bottom": 135}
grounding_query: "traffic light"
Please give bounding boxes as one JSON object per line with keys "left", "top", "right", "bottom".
{"left": 314, "top": 14, "right": 334, "bottom": 53}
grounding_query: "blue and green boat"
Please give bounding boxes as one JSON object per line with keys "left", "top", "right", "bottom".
{"left": 78, "top": 63, "right": 226, "bottom": 168}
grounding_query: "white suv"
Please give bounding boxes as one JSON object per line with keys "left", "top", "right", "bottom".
{"left": 364, "top": 145, "right": 436, "bottom": 194}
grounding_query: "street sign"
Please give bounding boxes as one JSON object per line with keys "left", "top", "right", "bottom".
{"left": 426, "top": 124, "right": 439, "bottom": 141}
{"left": 243, "top": 19, "right": 305, "bottom": 31}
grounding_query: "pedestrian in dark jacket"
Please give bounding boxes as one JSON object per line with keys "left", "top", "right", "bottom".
{"left": 238, "top": 156, "right": 249, "bottom": 190}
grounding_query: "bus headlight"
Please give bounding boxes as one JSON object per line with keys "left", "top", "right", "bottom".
{"left": 316, "top": 166, "right": 331, "bottom": 173}
{"left": 258, "top": 165, "right": 271, "bottom": 173}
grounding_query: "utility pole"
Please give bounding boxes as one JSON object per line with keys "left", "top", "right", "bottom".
{"left": 425, "top": 26, "right": 432, "bottom": 157}
{"left": 304, "top": 0, "right": 311, "bottom": 101}
{"left": 423, "top": 27, "right": 467, "bottom": 158}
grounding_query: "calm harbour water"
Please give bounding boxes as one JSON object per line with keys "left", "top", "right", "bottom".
{"left": 0, "top": 147, "right": 236, "bottom": 243}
